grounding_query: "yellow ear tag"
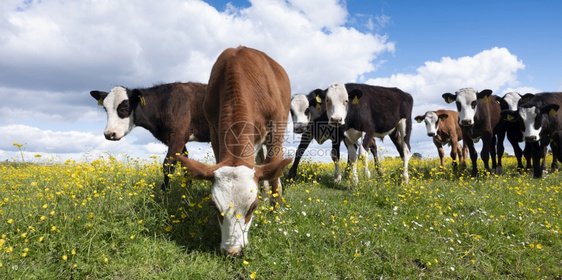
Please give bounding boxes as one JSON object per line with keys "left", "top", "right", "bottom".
{"left": 352, "top": 96, "right": 359, "bottom": 105}
{"left": 139, "top": 96, "right": 146, "bottom": 106}
{"left": 446, "top": 97, "right": 454, "bottom": 104}
{"left": 415, "top": 118, "right": 422, "bottom": 123}
{"left": 482, "top": 96, "right": 490, "bottom": 103}
{"left": 97, "top": 99, "right": 104, "bottom": 106}
{"left": 549, "top": 108, "right": 558, "bottom": 116}
{"left": 315, "top": 103, "right": 321, "bottom": 111}
{"left": 506, "top": 114, "right": 515, "bottom": 122}
{"left": 315, "top": 95, "right": 322, "bottom": 104}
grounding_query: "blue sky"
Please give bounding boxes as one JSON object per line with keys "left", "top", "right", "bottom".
{"left": 1, "top": 0, "right": 561, "bottom": 163}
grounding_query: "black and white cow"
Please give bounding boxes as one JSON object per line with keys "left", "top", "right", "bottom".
{"left": 442, "top": 88, "right": 502, "bottom": 177}
{"left": 496, "top": 92, "right": 532, "bottom": 171}
{"left": 90, "top": 82, "right": 210, "bottom": 190}
{"left": 503, "top": 92, "right": 562, "bottom": 178}
{"left": 325, "top": 82, "right": 413, "bottom": 184}
{"left": 287, "top": 89, "right": 377, "bottom": 182}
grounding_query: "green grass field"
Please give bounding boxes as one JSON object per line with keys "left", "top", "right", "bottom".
{"left": 0, "top": 153, "right": 561, "bottom": 279}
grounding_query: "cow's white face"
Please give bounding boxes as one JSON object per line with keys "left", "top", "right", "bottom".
{"left": 454, "top": 88, "right": 478, "bottom": 126}
{"left": 518, "top": 106, "right": 541, "bottom": 142}
{"left": 423, "top": 111, "right": 439, "bottom": 136}
{"left": 290, "top": 94, "right": 311, "bottom": 133}
{"left": 102, "top": 86, "right": 136, "bottom": 140}
{"left": 501, "top": 92, "right": 521, "bottom": 111}
{"left": 211, "top": 166, "right": 259, "bottom": 256}
{"left": 326, "top": 82, "right": 348, "bottom": 127}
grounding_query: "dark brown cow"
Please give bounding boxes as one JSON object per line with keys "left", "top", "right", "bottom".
{"left": 415, "top": 109, "right": 468, "bottom": 167}
{"left": 442, "top": 88, "right": 502, "bottom": 176}
{"left": 177, "top": 46, "right": 292, "bottom": 256}
{"left": 90, "top": 82, "right": 210, "bottom": 190}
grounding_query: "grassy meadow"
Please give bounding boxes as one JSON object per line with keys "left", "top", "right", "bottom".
{"left": 0, "top": 149, "right": 561, "bottom": 279}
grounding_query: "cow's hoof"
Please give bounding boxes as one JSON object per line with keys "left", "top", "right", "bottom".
{"left": 333, "top": 174, "right": 342, "bottom": 183}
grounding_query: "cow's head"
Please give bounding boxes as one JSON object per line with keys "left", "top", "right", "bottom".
{"left": 290, "top": 89, "right": 327, "bottom": 133}
{"left": 90, "top": 86, "right": 144, "bottom": 140}
{"left": 504, "top": 103, "right": 560, "bottom": 142}
{"left": 415, "top": 111, "right": 448, "bottom": 137}
{"left": 442, "top": 88, "right": 492, "bottom": 127}
{"left": 325, "top": 82, "right": 362, "bottom": 127}
{"left": 176, "top": 156, "right": 292, "bottom": 257}
{"left": 496, "top": 92, "right": 522, "bottom": 111}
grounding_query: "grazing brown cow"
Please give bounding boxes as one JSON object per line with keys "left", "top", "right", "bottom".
{"left": 177, "top": 46, "right": 292, "bottom": 256}
{"left": 90, "top": 82, "right": 210, "bottom": 190}
{"left": 415, "top": 109, "right": 468, "bottom": 167}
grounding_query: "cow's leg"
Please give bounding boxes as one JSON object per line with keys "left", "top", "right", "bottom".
{"left": 530, "top": 142, "right": 543, "bottom": 178}
{"left": 540, "top": 143, "right": 549, "bottom": 174}
{"left": 264, "top": 123, "right": 288, "bottom": 208}
{"left": 331, "top": 139, "right": 343, "bottom": 182}
{"left": 523, "top": 142, "right": 532, "bottom": 171}
{"left": 507, "top": 131, "right": 524, "bottom": 170}
{"left": 434, "top": 138, "right": 445, "bottom": 167}
{"left": 286, "top": 130, "right": 313, "bottom": 181}
{"left": 466, "top": 138, "right": 478, "bottom": 177}
{"left": 459, "top": 141, "right": 468, "bottom": 168}
{"left": 389, "top": 119, "right": 411, "bottom": 184}
{"left": 255, "top": 146, "right": 270, "bottom": 195}
{"left": 162, "top": 139, "right": 188, "bottom": 191}
{"left": 368, "top": 139, "right": 382, "bottom": 175}
{"left": 495, "top": 131, "right": 504, "bottom": 175}
{"left": 449, "top": 139, "right": 460, "bottom": 168}
{"left": 480, "top": 133, "right": 493, "bottom": 174}
{"left": 345, "top": 137, "right": 359, "bottom": 184}
{"left": 357, "top": 142, "right": 371, "bottom": 179}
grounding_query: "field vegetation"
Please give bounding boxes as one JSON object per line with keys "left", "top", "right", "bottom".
{"left": 0, "top": 146, "right": 561, "bottom": 279}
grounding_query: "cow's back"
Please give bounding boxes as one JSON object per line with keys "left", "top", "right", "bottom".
{"left": 205, "top": 46, "right": 291, "bottom": 161}
{"left": 344, "top": 83, "right": 413, "bottom": 133}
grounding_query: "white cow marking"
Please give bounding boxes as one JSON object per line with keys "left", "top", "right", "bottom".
{"left": 102, "top": 86, "right": 135, "bottom": 140}
{"left": 211, "top": 166, "right": 258, "bottom": 254}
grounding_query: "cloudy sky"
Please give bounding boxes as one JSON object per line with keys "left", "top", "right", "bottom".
{"left": 1, "top": 0, "right": 561, "bottom": 163}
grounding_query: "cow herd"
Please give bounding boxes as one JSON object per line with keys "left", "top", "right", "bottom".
{"left": 90, "top": 46, "right": 562, "bottom": 256}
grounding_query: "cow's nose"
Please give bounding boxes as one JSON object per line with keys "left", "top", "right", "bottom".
{"left": 427, "top": 132, "right": 435, "bottom": 137}
{"left": 525, "top": 136, "right": 539, "bottom": 142}
{"left": 104, "top": 131, "right": 117, "bottom": 140}
{"left": 222, "top": 247, "right": 243, "bottom": 258}
{"left": 460, "top": 119, "right": 472, "bottom": 126}
{"left": 329, "top": 116, "right": 343, "bottom": 126}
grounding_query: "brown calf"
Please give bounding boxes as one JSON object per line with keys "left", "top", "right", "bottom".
{"left": 177, "top": 46, "right": 292, "bottom": 256}
{"left": 415, "top": 109, "right": 468, "bottom": 167}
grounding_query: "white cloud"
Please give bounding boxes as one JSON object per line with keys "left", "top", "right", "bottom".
{"left": 366, "top": 47, "right": 525, "bottom": 113}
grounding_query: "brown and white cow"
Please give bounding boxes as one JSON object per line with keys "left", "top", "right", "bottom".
{"left": 176, "top": 46, "right": 292, "bottom": 256}
{"left": 414, "top": 109, "right": 468, "bottom": 167}
{"left": 325, "top": 82, "right": 413, "bottom": 184}
{"left": 90, "top": 82, "right": 210, "bottom": 190}
{"left": 442, "top": 88, "right": 502, "bottom": 177}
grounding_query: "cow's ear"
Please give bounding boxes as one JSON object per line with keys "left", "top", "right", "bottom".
{"left": 520, "top": 93, "right": 534, "bottom": 105}
{"left": 477, "top": 89, "right": 493, "bottom": 103}
{"left": 131, "top": 89, "right": 147, "bottom": 106}
{"left": 414, "top": 115, "right": 425, "bottom": 123}
{"left": 541, "top": 104, "right": 560, "bottom": 117}
{"left": 348, "top": 89, "right": 363, "bottom": 105}
{"left": 90, "top": 90, "right": 109, "bottom": 106}
{"left": 176, "top": 156, "right": 216, "bottom": 181}
{"left": 442, "top": 93, "right": 456, "bottom": 104}
{"left": 501, "top": 110, "right": 518, "bottom": 122}
{"left": 438, "top": 113, "right": 449, "bottom": 121}
{"left": 255, "top": 158, "right": 292, "bottom": 181}
{"left": 309, "top": 89, "right": 325, "bottom": 111}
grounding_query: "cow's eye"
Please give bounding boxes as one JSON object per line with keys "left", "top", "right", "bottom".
{"left": 344, "top": 100, "right": 348, "bottom": 105}
{"left": 304, "top": 108, "right": 310, "bottom": 115}
{"left": 456, "top": 102, "right": 461, "bottom": 112}
{"left": 471, "top": 101, "right": 477, "bottom": 109}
